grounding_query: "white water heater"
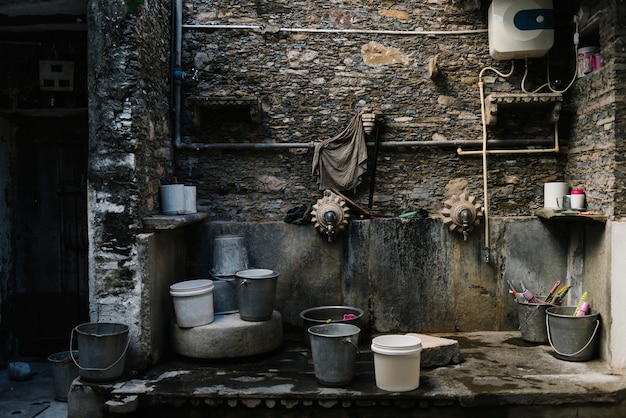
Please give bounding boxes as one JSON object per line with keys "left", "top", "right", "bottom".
{"left": 488, "top": 0, "right": 554, "bottom": 60}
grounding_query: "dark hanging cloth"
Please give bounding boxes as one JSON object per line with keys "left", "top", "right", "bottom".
{"left": 311, "top": 111, "right": 369, "bottom": 191}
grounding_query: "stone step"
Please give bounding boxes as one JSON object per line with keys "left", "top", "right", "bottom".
{"left": 170, "top": 310, "right": 283, "bottom": 359}
{"left": 405, "top": 332, "right": 460, "bottom": 368}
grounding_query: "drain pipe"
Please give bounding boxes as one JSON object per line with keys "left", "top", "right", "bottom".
{"left": 172, "top": 139, "right": 552, "bottom": 151}
{"left": 173, "top": 0, "right": 183, "bottom": 149}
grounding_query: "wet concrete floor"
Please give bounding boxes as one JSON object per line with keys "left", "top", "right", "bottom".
{"left": 70, "top": 331, "right": 626, "bottom": 417}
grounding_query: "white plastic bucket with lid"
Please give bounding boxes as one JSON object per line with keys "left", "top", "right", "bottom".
{"left": 371, "top": 334, "right": 422, "bottom": 392}
{"left": 170, "top": 279, "right": 214, "bottom": 328}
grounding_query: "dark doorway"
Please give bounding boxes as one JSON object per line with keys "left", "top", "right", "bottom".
{"left": 12, "top": 113, "right": 89, "bottom": 356}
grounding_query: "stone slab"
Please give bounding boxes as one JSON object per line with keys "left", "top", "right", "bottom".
{"left": 406, "top": 333, "right": 460, "bottom": 368}
{"left": 171, "top": 310, "right": 283, "bottom": 359}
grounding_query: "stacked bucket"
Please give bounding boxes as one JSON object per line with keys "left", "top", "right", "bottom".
{"left": 170, "top": 234, "right": 279, "bottom": 328}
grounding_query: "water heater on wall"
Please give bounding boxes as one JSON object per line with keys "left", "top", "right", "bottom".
{"left": 488, "top": 0, "right": 554, "bottom": 60}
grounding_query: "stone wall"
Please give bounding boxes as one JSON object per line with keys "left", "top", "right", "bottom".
{"left": 566, "top": 0, "right": 622, "bottom": 217}
{"left": 87, "top": 0, "right": 172, "bottom": 367}
{"left": 174, "top": 0, "right": 579, "bottom": 222}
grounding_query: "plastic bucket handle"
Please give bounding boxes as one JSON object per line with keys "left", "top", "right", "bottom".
{"left": 545, "top": 315, "right": 600, "bottom": 358}
{"left": 69, "top": 327, "right": 131, "bottom": 372}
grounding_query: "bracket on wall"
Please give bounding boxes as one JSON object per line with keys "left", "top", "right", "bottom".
{"left": 190, "top": 96, "right": 261, "bottom": 124}
{"left": 484, "top": 92, "right": 562, "bottom": 125}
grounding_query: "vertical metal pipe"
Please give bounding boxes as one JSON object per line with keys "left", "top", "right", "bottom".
{"left": 173, "top": 0, "right": 183, "bottom": 148}
{"left": 367, "top": 122, "right": 381, "bottom": 210}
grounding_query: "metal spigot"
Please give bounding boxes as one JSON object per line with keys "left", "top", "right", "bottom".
{"left": 441, "top": 192, "right": 484, "bottom": 240}
{"left": 311, "top": 190, "right": 350, "bottom": 242}
{"left": 459, "top": 207, "right": 472, "bottom": 241}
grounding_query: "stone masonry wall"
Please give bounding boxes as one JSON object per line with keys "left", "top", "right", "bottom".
{"left": 88, "top": 0, "right": 172, "bottom": 365}
{"left": 566, "top": 0, "right": 622, "bottom": 217}
{"left": 174, "top": 0, "right": 581, "bottom": 222}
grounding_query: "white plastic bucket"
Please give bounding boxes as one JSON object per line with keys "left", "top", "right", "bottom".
{"left": 371, "top": 334, "right": 422, "bottom": 392}
{"left": 160, "top": 184, "right": 185, "bottom": 215}
{"left": 544, "top": 182, "right": 568, "bottom": 209}
{"left": 170, "top": 279, "right": 214, "bottom": 328}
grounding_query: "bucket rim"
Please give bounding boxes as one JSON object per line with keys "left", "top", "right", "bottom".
{"left": 48, "top": 350, "right": 78, "bottom": 363}
{"left": 308, "top": 323, "right": 361, "bottom": 337}
{"left": 74, "top": 322, "right": 130, "bottom": 337}
{"left": 300, "top": 305, "right": 364, "bottom": 321}
{"left": 235, "top": 268, "right": 278, "bottom": 279}
{"left": 546, "top": 306, "right": 600, "bottom": 318}
{"left": 170, "top": 279, "right": 213, "bottom": 290}
{"left": 169, "top": 279, "right": 214, "bottom": 295}
{"left": 516, "top": 298, "right": 555, "bottom": 307}
{"left": 372, "top": 334, "right": 422, "bottom": 354}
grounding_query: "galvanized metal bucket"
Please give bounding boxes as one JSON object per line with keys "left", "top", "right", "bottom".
{"left": 211, "top": 235, "right": 248, "bottom": 277}
{"left": 235, "top": 269, "right": 278, "bottom": 321}
{"left": 48, "top": 350, "right": 79, "bottom": 401}
{"left": 71, "top": 322, "right": 130, "bottom": 382}
{"left": 516, "top": 299, "right": 554, "bottom": 343}
{"left": 308, "top": 323, "right": 360, "bottom": 387}
{"left": 300, "top": 305, "right": 364, "bottom": 347}
{"left": 546, "top": 306, "right": 600, "bottom": 362}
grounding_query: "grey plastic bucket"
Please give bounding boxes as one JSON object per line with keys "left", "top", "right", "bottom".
{"left": 235, "top": 269, "right": 278, "bottom": 321}
{"left": 300, "top": 306, "right": 364, "bottom": 347}
{"left": 546, "top": 306, "right": 600, "bottom": 362}
{"left": 48, "top": 351, "right": 79, "bottom": 401}
{"left": 211, "top": 235, "right": 249, "bottom": 277}
{"left": 516, "top": 299, "right": 554, "bottom": 343}
{"left": 308, "top": 323, "right": 360, "bottom": 387}
{"left": 71, "top": 322, "right": 130, "bottom": 382}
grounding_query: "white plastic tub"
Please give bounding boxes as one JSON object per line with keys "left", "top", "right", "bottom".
{"left": 169, "top": 279, "right": 214, "bottom": 328}
{"left": 371, "top": 334, "right": 422, "bottom": 392}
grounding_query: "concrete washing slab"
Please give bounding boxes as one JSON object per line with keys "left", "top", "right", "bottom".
{"left": 170, "top": 310, "right": 283, "bottom": 358}
{"left": 66, "top": 331, "right": 626, "bottom": 417}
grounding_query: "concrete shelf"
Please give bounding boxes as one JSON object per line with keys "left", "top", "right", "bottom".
{"left": 535, "top": 208, "right": 607, "bottom": 223}
{"left": 142, "top": 212, "right": 207, "bottom": 231}
{"left": 485, "top": 93, "right": 563, "bottom": 126}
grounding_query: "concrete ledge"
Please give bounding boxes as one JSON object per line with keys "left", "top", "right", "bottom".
{"left": 67, "top": 331, "right": 626, "bottom": 418}
{"left": 171, "top": 311, "right": 283, "bottom": 358}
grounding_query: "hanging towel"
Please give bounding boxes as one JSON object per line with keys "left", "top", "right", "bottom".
{"left": 312, "top": 111, "right": 369, "bottom": 191}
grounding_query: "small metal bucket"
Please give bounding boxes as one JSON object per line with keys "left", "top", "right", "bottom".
{"left": 71, "top": 322, "right": 130, "bottom": 382}
{"left": 308, "top": 323, "right": 360, "bottom": 387}
{"left": 300, "top": 306, "right": 364, "bottom": 347}
{"left": 546, "top": 306, "right": 601, "bottom": 362}
{"left": 516, "top": 299, "right": 554, "bottom": 343}
{"left": 235, "top": 269, "right": 278, "bottom": 321}
{"left": 212, "top": 277, "right": 238, "bottom": 314}
{"left": 211, "top": 235, "right": 249, "bottom": 277}
{"left": 48, "top": 351, "right": 79, "bottom": 401}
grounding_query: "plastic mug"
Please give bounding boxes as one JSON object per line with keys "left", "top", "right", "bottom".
{"left": 556, "top": 195, "right": 571, "bottom": 210}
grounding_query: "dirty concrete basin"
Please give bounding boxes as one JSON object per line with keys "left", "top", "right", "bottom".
{"left": 68, "top": 331, "right": 626, "bottom": 417}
